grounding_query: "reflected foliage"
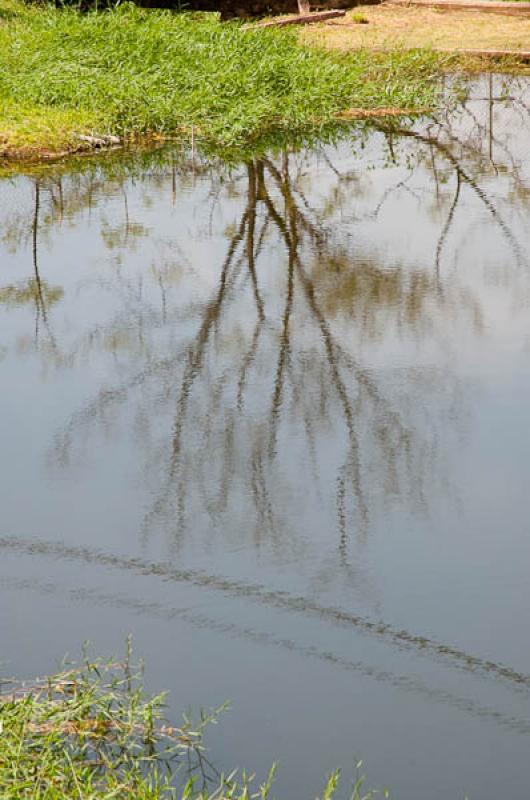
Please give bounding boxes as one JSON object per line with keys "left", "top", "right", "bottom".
{"left": 0, "top": 74, "right": 529, "bottom": 596}
{"left": 0, "top": 279, "right": 63, "bottom": 308}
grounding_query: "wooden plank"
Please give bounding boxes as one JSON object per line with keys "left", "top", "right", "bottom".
{"left": 444, "top": 47, "right": 530, "bottom": 59}
{"left": 244, "top": 9, "right": 346, "bottom": 28}
{"left": 389, "top": 0, "right": 530, "bottom": 14}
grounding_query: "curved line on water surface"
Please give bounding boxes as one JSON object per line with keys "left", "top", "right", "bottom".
{"left": 1, "top": 533, "right": 529, "bottom": 694}
{"left": 2, "top": 574, "right": 530, "bottom": 738}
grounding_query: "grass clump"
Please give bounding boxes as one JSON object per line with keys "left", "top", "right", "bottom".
{"left": 0, "top": 654, "right": 220, "bottom": 799}
{"left": 0, "top": 651, "right": 386, "bottom": 800}
{"left": 0, "top": 1, "right": 445, "bottom": 158}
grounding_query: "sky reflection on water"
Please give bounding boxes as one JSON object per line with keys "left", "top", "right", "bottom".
{"left": 1, "top": 74, "right": 530, "bottom": 800}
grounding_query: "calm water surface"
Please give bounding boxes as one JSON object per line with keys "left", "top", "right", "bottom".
{"left": 1, "top": 76, "right": 530, "bottom": 799}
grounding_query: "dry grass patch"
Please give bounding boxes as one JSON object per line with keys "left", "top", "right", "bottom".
{"left": 304, "top": 4, "right": 530, "bottom": 59}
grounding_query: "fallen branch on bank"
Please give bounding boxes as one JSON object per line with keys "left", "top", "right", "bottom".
{"left": 244, "top": 9, "right": 345, "bottom": 28}
{"left": 336, "top": 105, "right": 430, "bottom": 118}
{"left": 77, "top": 133, "right": 121, "bottom": 147}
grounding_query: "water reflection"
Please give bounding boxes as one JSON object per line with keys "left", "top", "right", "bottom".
{"left": 3, "top": 531, "right": 530, "bottom": 694}
{"left": 0, "top": 182, "right": 63, "bottom": 350}
{"left": 4, "top": 566, "right": 530, "bottom": 739}
{"left": 2, "top": 74, "right": 530, "bottom": 800}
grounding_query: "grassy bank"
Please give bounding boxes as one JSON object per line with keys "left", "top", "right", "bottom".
{"left": 0, "top": 0, "right": 446, "bottom": 160}
{"left": 0, "top": 655, "right": 382, "bottom": 800}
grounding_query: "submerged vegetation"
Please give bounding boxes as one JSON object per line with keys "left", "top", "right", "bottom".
{"left": 0, "top": 0, "right": 446, "bottom": 159}
{"left": 0, "top": 651, "right": 384, "bottom": 800}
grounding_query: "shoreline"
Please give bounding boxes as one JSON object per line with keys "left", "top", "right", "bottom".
{"left": 1, "top": 2, "right": 529, "bottom": 167}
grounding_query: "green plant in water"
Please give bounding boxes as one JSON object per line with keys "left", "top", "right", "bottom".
{"left": 0, "top": 646, "right": 390, "bottom": 800}
{"left": 0, "top": 648, "right": 225, "bottom": 799}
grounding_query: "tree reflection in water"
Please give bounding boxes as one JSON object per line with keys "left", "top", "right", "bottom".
{"left": 1, "top": 74, "right": 529, "bottom": 606}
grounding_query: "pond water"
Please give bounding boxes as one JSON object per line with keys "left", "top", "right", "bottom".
{"left": 1, "top": 75, "right": 530, "bottom": 799}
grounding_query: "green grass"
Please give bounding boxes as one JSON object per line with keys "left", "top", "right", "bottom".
{"left": 0, "top": 654, "right": 205, "bottom": 798}
{"left": 0, "top": 652, "right": 385, "bottom": 800}
{"left": 0, "top": 0, "right": 446, "bottom": 158}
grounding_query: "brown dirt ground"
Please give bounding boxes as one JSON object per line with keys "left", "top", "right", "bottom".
{"left": 302, "top": 4, "right": 530, "bottom": 55}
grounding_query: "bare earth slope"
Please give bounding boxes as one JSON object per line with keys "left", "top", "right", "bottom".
{"left": 304, "top": 4, "right": 530, "bottom": 58}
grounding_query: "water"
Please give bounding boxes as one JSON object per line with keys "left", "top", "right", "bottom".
{"left": 1, "top": 75, "right": 530, "bottom": 799}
